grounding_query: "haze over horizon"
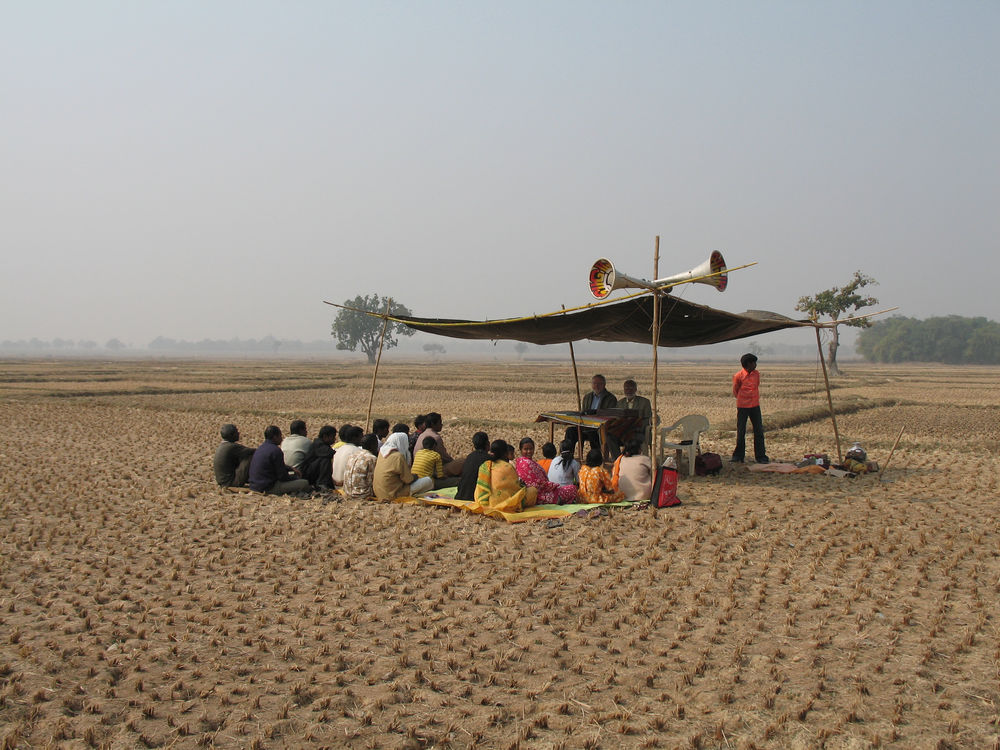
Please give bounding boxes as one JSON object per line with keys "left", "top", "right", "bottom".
{"left": 3, "top": 2, "right": 997, "bottom": 349}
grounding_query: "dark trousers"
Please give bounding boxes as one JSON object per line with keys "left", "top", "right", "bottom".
{"left": 301, "top": 455, "right": 333, "bottom": 489}
{"left": 564, "top": 426, "right": 621, "bottom": 460}
{"left": 565, "top": 426, "right": 602, "bottom": 452}
{"left": 733, "top": 406, "right": 767, "bottom": 462}
{"left": 233, "top": 455, "right": 253, "bottom": 487}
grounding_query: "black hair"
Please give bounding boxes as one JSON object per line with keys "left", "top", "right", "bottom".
{"left": 558, "top": 439, "right": 575, "bottom": 464}
{"left": 264, "top": 425, "right": 282, "bottom": 442}
{"left": 518, "top": 437, "right": 535, "bottom": 449}
{"left": 585, "top": 448, "right": 604, "bottom": 467}
{"left": 425, "top": 412, "right": 442, "bottom": 429}
{"left": 220, "top": 423, "right": 238, "bottom": 442}
{"left": 345, "top": 425, "right": 364, "bottom": 445}
{"left": 740, "top": 353, "right": 758, "bottom": 369}
{"left": 289, "top": 419, "right": 306, "bottom": 436}
{"left": 622, "top": 439, "right": 643, "bottom": 457}
{"left": 392, "top": 423, "right": 410, "bottom": 434}
{"left": 541, "top": 442, "right": 557, "bottom": 459}
{"left": 318, "top": 425, "right": 337, "bottom": 441}
{"left": 489, "top": 439, "right": 509, "bottom": 461}
{"left": 360, "top": 433, "right": 379, "bottom": 454}
{"left": 421, "top": 436, "right": 437, "bottom": 450}
{"left": 472, "top": 431, "right": 489, "bottom": 451}
{"left": 372, "top": 419, "right": 389, "bottom": 434}
{"left": 414, "top": 414, "right": 426, "bottom": 429}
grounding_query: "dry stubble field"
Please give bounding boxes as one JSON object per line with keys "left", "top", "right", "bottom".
{"left": 1, "top": 357, "right": 999, "bottom": 749}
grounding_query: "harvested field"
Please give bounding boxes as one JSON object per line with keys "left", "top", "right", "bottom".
{"left": 1, "top": 358, "right": 999, "bottom": 749}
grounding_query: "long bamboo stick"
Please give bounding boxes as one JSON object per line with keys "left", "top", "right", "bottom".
{"left": 564, "top": 305, "right": 585, "bottom": 463}
{"left": 814, "top": 321, "right": 843, "bottom": 463}
{"left": 879, "top": 426, "right": 905, "bottom": 483}
{"left": 365, "top": 298, "right": 392, "bottom": 432}
{"left": 651, "top": 236, "right": 661, "bottom": 463}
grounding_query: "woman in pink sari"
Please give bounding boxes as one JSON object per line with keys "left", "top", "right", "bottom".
{"left": 514, "top": 437, "right": 577, "bottom": 505}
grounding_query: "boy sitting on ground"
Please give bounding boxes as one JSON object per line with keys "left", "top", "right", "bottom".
{"left": 412, "top": 436, "right": 460, "bottom": 490}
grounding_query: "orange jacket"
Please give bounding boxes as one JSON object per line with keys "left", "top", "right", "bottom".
{"left": 732, "top": 368, "right": 760, "bottom": 408}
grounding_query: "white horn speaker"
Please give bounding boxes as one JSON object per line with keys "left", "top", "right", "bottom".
{"left": 588, "top": 251, "right": 728, "bottom": 299}
{"left": 652, "top": 250, "right": 728, "bottom": 293}
{"left": 588, "top": 258, "right": 655, "bottom": 299}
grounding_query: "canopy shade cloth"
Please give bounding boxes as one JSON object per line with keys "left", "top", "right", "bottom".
{"left": 394, "top": 295, "right": 809, "bottom": 347}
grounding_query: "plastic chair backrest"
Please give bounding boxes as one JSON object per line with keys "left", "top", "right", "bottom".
{"left": 667, "top": 414, "right": 709, "bottom": 442}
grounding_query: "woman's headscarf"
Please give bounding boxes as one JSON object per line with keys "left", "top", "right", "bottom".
{"left": 379, "top": 431, "right": 410, "bottom": 461}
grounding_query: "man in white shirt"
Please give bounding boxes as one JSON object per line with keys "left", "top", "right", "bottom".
{"left": 280, "top": 420, "right": 313, "bottom": 470}
{"left": 332, "top": 425, "right": 363, "bottom": 486}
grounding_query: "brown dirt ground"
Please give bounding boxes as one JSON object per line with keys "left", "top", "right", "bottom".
{"left": 1, "top": 359, "right": 999, "bottom": 749}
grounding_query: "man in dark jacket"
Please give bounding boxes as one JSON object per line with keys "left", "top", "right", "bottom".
{"left": 565, "top": 374, "right": 618, "bottom": 452}
{"left": 455, "top": 431, "right": 491, "bottom": 501}
{"left": 300, "top": 425, "right": 337, "bottom": 490}
{"left": 213, "top": 423, "right": 255, "bottom": 487}
{"left": 248, "top": 426, "right": 311, "bottom": 495}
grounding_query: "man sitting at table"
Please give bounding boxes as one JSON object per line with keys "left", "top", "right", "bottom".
{"left": 565, "top": 374, "right": 617, "bottom": 452}
{"left": 617, "top": 379, "right": 653, "bottom": 453}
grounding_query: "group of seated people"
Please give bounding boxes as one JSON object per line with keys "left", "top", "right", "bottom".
{"left": 469, "top": 435, "right": 654, "bottom": 511}
{"left": 214, "top": 411, "right": 655, "bottom": 512}
{"left": 212, "top": 412, "right": 465, "bottom": 500}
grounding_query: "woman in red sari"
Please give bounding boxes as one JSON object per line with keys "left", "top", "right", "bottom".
{"left": 513, "top": 437, "right": 577, "bottom": 505}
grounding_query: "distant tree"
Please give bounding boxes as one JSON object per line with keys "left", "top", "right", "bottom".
{"left": 105, "top": 338, "right": 125, "bottom": 351}
{"left": 514, "top": 342, "right": 528, "bottom": 359}
{"left": 332, "top": 294, "right": 414, "bottom": 364}
{"left": 796, "top": 270, "right": 878, "bottom": 376}
{"left": 745, "top": 340, "right": 771, "bottom": 358}
{"left": 423, "top": 342, "right": 446, "bottom": 360}
{"left": 858, "top": 315, "right": 1000, "bottom": 364}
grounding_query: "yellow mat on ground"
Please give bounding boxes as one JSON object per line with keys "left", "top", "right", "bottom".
{"left": 388, "top": 489, "right": 635, "bottom": 523}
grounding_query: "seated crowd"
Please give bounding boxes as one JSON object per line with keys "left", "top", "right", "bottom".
{"left": 213, "top": 409, "right": 654, "bottom": 509}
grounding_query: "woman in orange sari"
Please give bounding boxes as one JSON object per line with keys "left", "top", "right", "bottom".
{"left": 578, "top": 448, "right": 625, "bottom": 504}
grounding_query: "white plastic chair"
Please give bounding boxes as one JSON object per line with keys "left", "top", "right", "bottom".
{"left": 657, "top": 415, "right": 710, "bottom": 476}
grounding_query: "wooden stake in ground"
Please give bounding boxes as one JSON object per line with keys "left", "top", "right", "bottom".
{"left": 879, "top": 426, "right": 905, "bottom": 483}
{"left": 814, "top": 320, "right": 843, "bottom": 463}
{"left": 651, "top": 235, "right": 661, "bottom": 463}
{"left": 365, "top": 298, "right": 392, "bottom": 433}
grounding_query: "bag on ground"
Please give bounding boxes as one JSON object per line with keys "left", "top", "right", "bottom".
{"left": 650, "top": 465, "right": 680, "bottom": 508}
{"left": 695, "top": 452, "right": 723, "bottom": 476}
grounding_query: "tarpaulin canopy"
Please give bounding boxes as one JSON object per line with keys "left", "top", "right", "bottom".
{"left": 393, "top": 294, "right": 809, "bottom": 347}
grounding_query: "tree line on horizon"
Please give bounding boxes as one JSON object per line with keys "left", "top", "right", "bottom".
{"left": 857, "top": 315, "right": 1000, "bottom": 364}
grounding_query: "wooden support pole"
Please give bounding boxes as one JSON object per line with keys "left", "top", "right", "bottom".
{"left": 814, "top": 321, "right": 843, "bottom": 463}
{"left": 651, "top": 236, "right": 661, "bottom": 463}
{"left": 567, "top": 329, "right": 585, "bottom": 463}
{"left": 365, "top": 298, "right": 392, "bottom": 433}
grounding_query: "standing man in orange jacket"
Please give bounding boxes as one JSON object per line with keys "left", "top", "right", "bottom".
{"left": 731, "top": 353, "right": 769, "bottom": 464}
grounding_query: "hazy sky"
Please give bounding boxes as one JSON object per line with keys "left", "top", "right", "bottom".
{"left": 3, "top": 1, "right": 997, "bottom": 347}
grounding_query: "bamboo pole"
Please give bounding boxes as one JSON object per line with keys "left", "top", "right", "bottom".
{"left": 651, "top": 236, "right": 661, "bottom": 463}
{"left": 564, "top": 305, "right": 585, "bottom": 463}
{"left": 879, "top": 426, "right": 905, "bottom": 483}
{"left": 365, "top": 298, "right": 392, "bottom": 433}
{"left": 814, "top": 320, "right": 843, "bottom": 463}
